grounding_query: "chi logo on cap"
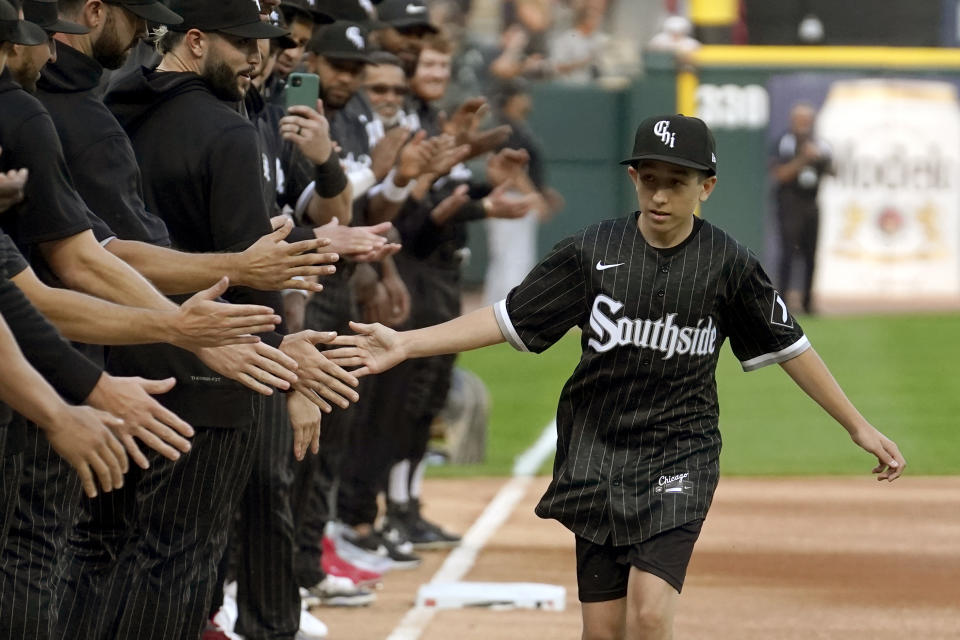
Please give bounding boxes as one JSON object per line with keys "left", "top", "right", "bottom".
{"left": 345, "top": 25, "right": 365, "bottom": 50}
{"left": 654, "top": 120, "right": 675, "bottom": 148}
{"left": 406, "top": 2, "right": 427, "bottom": 14}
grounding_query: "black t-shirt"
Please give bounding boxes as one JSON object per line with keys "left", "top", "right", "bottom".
{"left": 494, "top": 216, "right": 808, "bottom": 545}
{"left": 36, "top": 42, "right": 171, "bottom": 247}
{"left": 0, "top": 69, "right": 93, "bottom": 265}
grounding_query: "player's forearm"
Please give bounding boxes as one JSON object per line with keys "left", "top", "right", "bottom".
{"left": 400, "top": 306, "right": 506, "bottom": 360}
{"left": 40, "top": 231, "right": 177, "bottom": 312}
{"left": 107, "top": 239, "right": 233, "bottom": 295}
{"left": 305, "top": 181, "right": 353, "bottom": 227}
{"left": 0, "top": 316, "right": 74, "bottom": 430}
{"left": 13, "top": 269, "right": 183, "bottom": 346}
{"left": 779, "top": 347, "right": 871, "bottom": 435}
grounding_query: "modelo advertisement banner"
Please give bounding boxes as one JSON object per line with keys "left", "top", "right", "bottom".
{"left": 767, "top": 73, "right": 960, "bottom": 305}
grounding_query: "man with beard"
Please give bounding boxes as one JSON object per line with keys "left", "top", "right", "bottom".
{"left": 59, "top": 1, "right": 359, "bottom": 637}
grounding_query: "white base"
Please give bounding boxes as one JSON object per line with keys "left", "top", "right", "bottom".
{"left": 416, "top": 582, "right": 566, "bottom": 611}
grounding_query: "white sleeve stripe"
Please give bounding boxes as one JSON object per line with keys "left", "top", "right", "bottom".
{"left": 740, "top": 335, "right": 811, "bottom": 372}
{"left": 494, "top": 299, "right": 530, "bottom": 353}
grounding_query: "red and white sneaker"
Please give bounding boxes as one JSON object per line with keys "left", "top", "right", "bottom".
{"left": 321, "top": 535, "right": 383, "bottom": 587}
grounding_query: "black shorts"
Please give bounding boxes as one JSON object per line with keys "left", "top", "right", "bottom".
{"left": 575, "top": 519, "right": 704, "bottom": 602}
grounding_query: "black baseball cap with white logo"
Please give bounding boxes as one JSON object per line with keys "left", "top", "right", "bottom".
{"left": 166, "top": 0, "right": 288, "bottom": 38}
{"left": 620, "top": 114, "right": 717, "bottom": 176}
{"left": 23, "top": 0, "right": 89, "bottom": 34}
{"left": 376, "top": 0, "right": 437, "bottom": 32}
{"left": 307, "top": 20, "right": 375, "bottom": 63}
{"left": 103, "top": 0, "right": 183, "bottom": 25}
{"left": 0, "top": 0, "right": 47, "bottom": 44}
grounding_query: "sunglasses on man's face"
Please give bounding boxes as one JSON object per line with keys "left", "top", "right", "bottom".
{"left": 366, "top": 84, "right": 409, "bottom": 96}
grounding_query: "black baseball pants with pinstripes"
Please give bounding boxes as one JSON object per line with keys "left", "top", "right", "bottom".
{"left": 0, "top": 424, "right": 82, "bottom": 640}
{"left": 51, "top": 396, "right": 264, "bottom": 640}
{"left": 231, "top": 393, "right": 300, "bottom": 640}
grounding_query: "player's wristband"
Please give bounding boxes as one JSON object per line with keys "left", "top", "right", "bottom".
{"left": 314, "top": 153, "right": 348, "bottom": 198}
{"left": 379, "top": 168, "right": 413, "bottom": 204}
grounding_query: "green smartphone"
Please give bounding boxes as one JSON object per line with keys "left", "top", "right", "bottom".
{"left": 284, "top": 72, "right": 320, "bottom": 111}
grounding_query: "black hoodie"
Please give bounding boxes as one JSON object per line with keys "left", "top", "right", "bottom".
{"left": 102, "top": 68, "right": 286, "bottom": 428}
{"left": 36, "top": 43, "right": 171, "bottom": 247}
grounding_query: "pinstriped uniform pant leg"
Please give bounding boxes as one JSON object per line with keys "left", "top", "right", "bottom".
{"left": 0, "top": 449, "right": 22, "bottom": 557}
{"left": 0, "top": 426, "right": 82, "bottom": 640}
{"left": 234, "top": 393, "right": 299, "bottom": 640}
{"left": 51, "top": 467, "right": 142, "bottom": 640}
{"left": 98, "top": 396, "right": 264, "bottom": 640}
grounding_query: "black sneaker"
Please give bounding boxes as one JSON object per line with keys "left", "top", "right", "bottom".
{"left": 406, "top": 499, "right": 461, "bottom": 550}
{"left": 341, "top": 527, "right": 422, "bottom": 570}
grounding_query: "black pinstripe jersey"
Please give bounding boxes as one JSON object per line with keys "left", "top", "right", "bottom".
{"left": 494, "top": 214, "right": 809, "bottom": 545}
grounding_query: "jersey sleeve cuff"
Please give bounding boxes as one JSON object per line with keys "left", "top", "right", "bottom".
{"left": 739, "top": 334, "right": 811, "bottom": 372}
{"left": 494, "top": 299, "right": 530, "bottom": 353}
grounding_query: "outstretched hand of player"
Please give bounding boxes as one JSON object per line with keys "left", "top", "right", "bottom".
{"left": 85, "top": 374, "right": 194, "bottom": 469}
{"left": 196, "top": 342, "right": 300, "bottom": 396}
{"left": 326, "top": 321, "right": 406, "bottom": 377}
{"left": 279, "top": 330, "right": 360, "bottom": 413}
{"left": 849, "top": 424, "right": 906, "bottom": 482}
{"left": 44, "top": 405, "right": 129, "bottom": 498}
{"left": 238, "top": 218, "right": 337, "bottom": 293}
{"left": 171, "top": 277, "right": 281, "bottom": 349}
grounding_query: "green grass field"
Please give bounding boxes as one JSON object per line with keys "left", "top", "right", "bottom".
{"left": 436, "top": 313, "right": 960, "bottom": 477}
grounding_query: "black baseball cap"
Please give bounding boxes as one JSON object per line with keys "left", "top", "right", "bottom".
{"left": 166, "top": 0, "right": 289, "bottom": 38}
{"left": 307, "top": 20, "right": 374, "bottom": 63}
{"left": 23, "top": 0, "right": 89, "bottom": 35}
{"left": 620, "top": 114, "right": 717, "bottom": 175}
{"left": 104, "top": 0, "right": 183, "bottom": 25}
{"left": 376, "top": 0, "right": 437, "bottom": 32}
{"left": 0, "top": 0, "right": 46, "bottom": 44}
{"left": 281, "top": 0, "right": 334, "bottom": 25}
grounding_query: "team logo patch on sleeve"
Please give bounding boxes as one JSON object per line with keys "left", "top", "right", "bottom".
{"left": 770, "top": 292, "right": 794, "bottom": 328}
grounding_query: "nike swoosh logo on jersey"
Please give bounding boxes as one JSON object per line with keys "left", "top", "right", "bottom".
{"left": 596, "top": 261, "right": 624, "bottom": 271}
{"left": 406, "top": 3, "right": 427, "bottom": 13}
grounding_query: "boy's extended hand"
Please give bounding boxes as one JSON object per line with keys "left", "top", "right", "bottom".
{"left": 326, "top": 321, "right": 406, "bottom": 377}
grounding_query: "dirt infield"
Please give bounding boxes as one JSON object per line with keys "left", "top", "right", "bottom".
{"left": 312, "top": 476, "right": 960, "bottom": 639}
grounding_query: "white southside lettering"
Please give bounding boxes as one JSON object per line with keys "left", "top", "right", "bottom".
{"left": 587, "top": 294, "right": 717, "bottom": 359}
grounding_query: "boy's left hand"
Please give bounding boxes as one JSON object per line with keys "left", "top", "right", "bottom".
{"left": 850, "top": 425, "right": 906, "bottom": 481}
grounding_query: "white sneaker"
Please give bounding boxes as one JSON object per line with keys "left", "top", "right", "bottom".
{"left": 301, "top": 574, "right": 376, "bottom": 608}
{"left": 212, "top": 591, "right": 238, "bottom": 633}
{"left": 296, "top": 609, "right": 328, "bottom": 639}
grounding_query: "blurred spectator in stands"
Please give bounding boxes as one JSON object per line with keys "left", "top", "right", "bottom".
{"left": 483, "top": 80, "right": 561, "bottom": 304}
{"left": 771, "top": 102, "right": 833, "bottom": 314}
{"left": 501, "top": 0, "right": 555, "bottom": 56}
{"left": 549, "top": 0, "right": 609, "bottom": 84}
{"left": 647, "top": 14, "right": 700, "bottom": 64}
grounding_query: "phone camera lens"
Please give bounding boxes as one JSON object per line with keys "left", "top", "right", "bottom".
{"left": 292, "top": 77, "right": 302, "bottom": 87}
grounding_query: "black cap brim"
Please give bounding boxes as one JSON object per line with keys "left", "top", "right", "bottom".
{"left": 119, "top": 1, "right": 184, "bottom": 25}
{"left": 42, "top": 18, "right": 90, "bottom": 35}
{"left": 322, "top": 51, "right": 375, "bottom": 64}
{"left": 619, "top": 153, "right": 714, "bottom": 174}
{"left": 7, "top": 19, "right": 47, "bottom": 45}
{"left": 388, "top": 18, "right": 438, "bottom": 32}
{"left": 219, "top": 20, "right": 290, "bottom": 39}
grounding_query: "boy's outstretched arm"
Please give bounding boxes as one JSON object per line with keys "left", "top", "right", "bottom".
{"left": 327, "top": 306, "right": 506, "bottom": 376}
{"left": 779, "top": 347, "right": 906, "bottom": 481}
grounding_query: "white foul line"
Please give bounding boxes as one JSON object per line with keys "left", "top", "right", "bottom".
{"left": 386, "top": 420, "right": 558, "bottom": 640}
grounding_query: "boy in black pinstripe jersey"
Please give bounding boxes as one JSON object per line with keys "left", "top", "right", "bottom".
{"left": 327, "top": 114, "right": 906, "bottom": 640}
